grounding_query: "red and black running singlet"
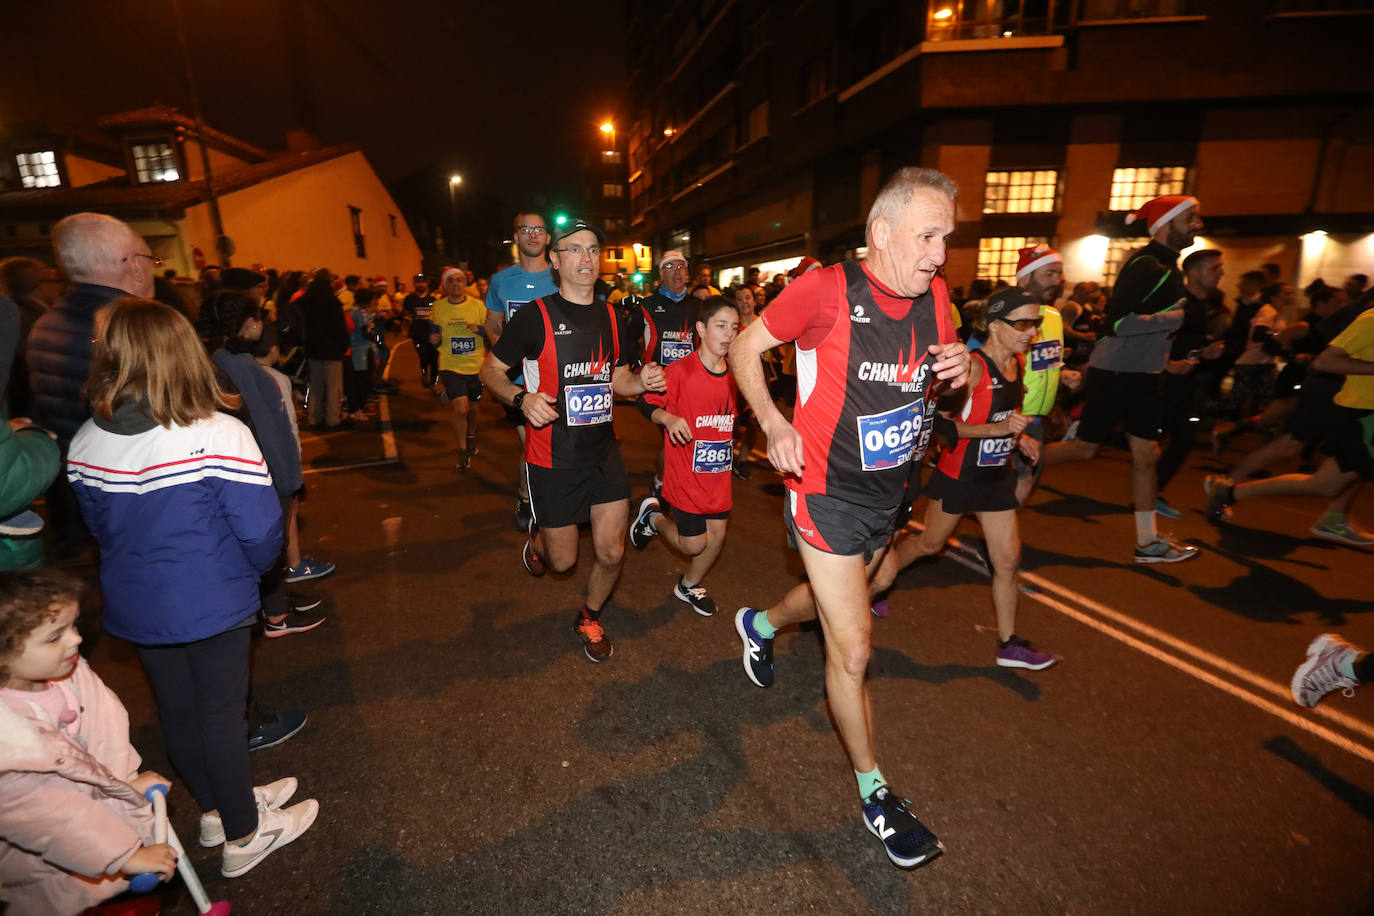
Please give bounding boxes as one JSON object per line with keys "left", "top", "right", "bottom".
{"left": 793, "top": 261, "right": 955, "bottom": 509}
{"left": 523, "top": 296, "right": 622, "bottom": 469}
{"left": 641, "top": 352, "right": 739, "bottom": 515}
{"left": 937, "top": 349, "right": 1025, "bottom": 483}
{"left": 639, "top": 294, "right": 696, "bottom": 366}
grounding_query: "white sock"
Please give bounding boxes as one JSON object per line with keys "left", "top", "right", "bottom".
{"left": 1135, "top": 510, "right": 1157, "bottom": 546}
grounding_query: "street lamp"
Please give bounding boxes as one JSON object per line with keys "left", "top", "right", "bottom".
{"left": 599, "top": 122, "right": 614, "bottom": 135}
{"left": 447, "top": 174, "right": 463, "bottom": 258}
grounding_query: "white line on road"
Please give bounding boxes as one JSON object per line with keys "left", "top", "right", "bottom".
{"left": 911, "top": 525, "right": 1374, "bottom": 763}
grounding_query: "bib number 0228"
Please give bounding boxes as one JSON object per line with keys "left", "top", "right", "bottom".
{"left": 856, "top": 401, "right": 922, "bottom": 471}
{"left": 564, "top": 383, "right": 614, "bottom": 426}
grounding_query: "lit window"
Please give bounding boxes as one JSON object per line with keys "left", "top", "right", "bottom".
{"left": 602, "top": 183, "right": 624, "bottom": 199}
{"left": 983, "top": 170, "right": 1059, "bottom": 214}
{"left": 16, "top": 151, "right": 60, "bottom": 189}
{"left": 600, "top": 150, "right": 623, "bottom": 164}
{"left": 349, "top": 206, "right": 365, "bottom": 258}
{"left": 130, "top": 141, "right": 179, "bottom": 184}
{"left": 1102, "top": 238, "right": 1142, "bottom": 285}
{"left": 976, "top": 236, "right": 1049, "bottom": 282}
{"left": 1109, "top": 166, "right": 1187, "bottom": 211}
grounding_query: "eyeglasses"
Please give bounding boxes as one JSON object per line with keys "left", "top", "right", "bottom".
{"left": 515, "top": 226, "right": 547, "bottom": 237}
{"left": 555, "top": 245, "right": 601, "bottom": 259}
{"left": 996, "top": 316, "right": 1044, "bottom": 332}
{"left": 125, "top": 253, "right": 165, "bottom": 268}
{"left": 661, "top": 262, "right": 687, "bottom": 271}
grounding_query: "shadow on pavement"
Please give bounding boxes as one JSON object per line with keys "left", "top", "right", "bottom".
{"left": 1263, "top": 735, "right": 1374, "bottom": 825}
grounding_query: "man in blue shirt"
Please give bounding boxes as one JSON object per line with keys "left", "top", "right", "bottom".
{"left": 485, "top": 211, "right": 558, "bottom": 531}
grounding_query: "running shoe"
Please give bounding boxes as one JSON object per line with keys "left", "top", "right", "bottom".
{"left": 1309, "top": 517, "right": 1374, "bottom": 547}
{"left": 263, "top": 611, "right": 325, "bottom": 638}
{"left": 673, "top": 579, "right": 716, "bottom": 616}
{"left": 732, "top": 458, "right": 752, "bottom": 481}
{"left": 735, "top": 607, "right": 774, "bottom": 688}
{"left": 288, "top": 592, "right": 322, "bottom": 613}
{"left": 861, "top": 786, "right": 945, "bottom": 868}
{"left": 284, "top": 555, "right": 335, "bottom": 583}
{"left": 247, "top": 709, "right": 308, "bottom": 753}
{"left": 220, "top": 799, "right": 320, "bottom": 877}
{"left": 1202, "top": 475, "right": 1234, "bottom": 523}
{"left": 200, "top": 777, "right": 299, "bottom": 846}
{"left": 457, "top": 449, "right": 472, "bottom": 472}
{"left": 573, "top": 616, "right": 613, "bottom": 663}
{"left": 1291, "top": 633, "right": 1361, "bottom": 707}
{"left": 630, "top": 497, "right": 660, "bottom": 550}
{"left": 1154, "top": 497, "right": 1183, "bottom": 520}
{"left": 871, "top": 598, "right": 890, "bottom": 619}
{"left": 522, "top": 530, "right": 546, "bottom": 577}
{"left": 1133, "top": 535, "right": 1199, "bottom": 564}
{"left": 996, "top": 635, "right": 1058, "bottom": 670}
{"left": 465, "top": 436, "right": 479, "bottom": 458}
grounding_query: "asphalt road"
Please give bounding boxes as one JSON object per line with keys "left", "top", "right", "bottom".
{"left": 85, "top": 339, "right": 1373, "bottom": 915}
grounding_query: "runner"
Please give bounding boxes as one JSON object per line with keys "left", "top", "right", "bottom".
{"left": 629, "top": 297, "right": 741, "bottom": 617}
{"left": 1042, "top": 195, "right": 1204, "bottom": 564}
{"left": 485, "top": 211, "right": 558, "bottom": 529}
{"left": 638, "top": 249, "right": 697, "bottom": 496}
{"left": 1009, "top": 244, "right": 1065, "bottom": 506}
{"left": 869, "top": 288, "right": 1058, "bottom": 670}
{"left": 729, "top": 167, "right": 970, "bottom": 869}
{"left": 430, "top": 268, "right": 487, "bottom": 471}
{"left": 479, "top": 219, "right": 666, "bottom": 662}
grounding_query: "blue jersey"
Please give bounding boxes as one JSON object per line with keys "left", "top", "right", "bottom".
{"left": 486, "top": 263, "right": 557, "bottom": 324}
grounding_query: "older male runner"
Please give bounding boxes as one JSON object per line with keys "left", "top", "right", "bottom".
{"left": 730, "top": 167, "right": 970, "bottom": 869}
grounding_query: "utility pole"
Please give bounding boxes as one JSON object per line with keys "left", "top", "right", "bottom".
{"left": 172, "top": 0, "right": 232, "bottom": 267}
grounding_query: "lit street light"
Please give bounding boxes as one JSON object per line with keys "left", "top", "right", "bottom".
{"left": 447, "top": 174, "right": 464, "bottom": 258}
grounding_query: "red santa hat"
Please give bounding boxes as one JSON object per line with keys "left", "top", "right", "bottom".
{"left": 1015, "top": 244, "right": 1062, "bottom": 280}
{"left": 788, "top": 256, "right": 821, "bottom": 279}
{"left": 1126, "top": 195, "right": 1198, "bottom": 236}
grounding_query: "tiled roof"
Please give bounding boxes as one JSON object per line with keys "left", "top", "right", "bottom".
{"left": 96, "top": 106, "right": 274, "bottom": 163}
{"left": 0, "top": 143, "right": 360, "bottom": 220}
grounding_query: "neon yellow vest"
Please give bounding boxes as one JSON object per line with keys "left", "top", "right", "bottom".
{"left": 1021, "top": 305, "right": 1063, "bottom": 417}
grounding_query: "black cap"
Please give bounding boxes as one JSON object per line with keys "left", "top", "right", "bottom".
{"left": 984, "top": 287, "right": 1038, "bottom": 322}
{"left": 550, "top": 218, "right": 605, "bottom": 248}
{"left": 221, "top": 267, "right": 267, "bottom": 291}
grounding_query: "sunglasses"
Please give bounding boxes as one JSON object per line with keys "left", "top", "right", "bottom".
{"left": 996, "top": 316, "right": 1044, "bottom": 332}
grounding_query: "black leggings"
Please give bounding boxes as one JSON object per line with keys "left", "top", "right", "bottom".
{"left": 137, "top": 626, "right": 257, "bottom": 840}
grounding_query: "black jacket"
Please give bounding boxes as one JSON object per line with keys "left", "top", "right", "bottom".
{"left": 26, "top": 283, "right": 128, "bottom": 447}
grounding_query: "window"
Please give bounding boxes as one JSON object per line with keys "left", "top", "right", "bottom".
{"left": 129, "top": 140, "right": 179, "bottom": 184}
{"left": 600, "top": 150, "right": 623, "bottom": 164}
{"left": 607, "top": 247, "right": 624, "bottom": 260}
{"left": 388, "top": 214, "right": 398, "bottom": 237}
{"left": 1102, "top": 238, "right": 1142, "bottom": 285}
{"left": 604, "top": 218, "right": 626, "bottom": 234}
{"left": 804, "top": 54, "right": 833, "bottom": 105}
{"left": 602, "top": 183, "right": 624, "bottom": 199}
{"left": 744, "top": 101, "right": 769, "bottom": 144}
{"left": 349, "top": 206, "right": 365, "bottom": 258}
{"left": 1081, "top": 0, "right": 1202, "bottom": 17}
{"left": 1109, "top": 165, "right": 1188, "bottom": 211}
{"left": 927, "top": 0, "right": 1064, "bottom": 40}
{"left": 16, "top": 151, "right": 60, "bottom": 189}
{"left": 983, "top": 170, "right": 1059, "bottom": 214}
{"left": 976, "top": 236, "right": 1049, "bottom": 282}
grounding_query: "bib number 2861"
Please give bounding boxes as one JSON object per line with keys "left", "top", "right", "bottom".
{"left": 856, "top": 401, "right": 921, "bottom": 471}
{"left": 564, "top": 383, "right": 613, "bottom": 426}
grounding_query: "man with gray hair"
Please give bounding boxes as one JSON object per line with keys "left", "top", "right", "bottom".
{"left": 27, "top": 212, "right": 158, "bottom": 550}
{"left": 730, "top": 166, "right": 970, "bottom": 869}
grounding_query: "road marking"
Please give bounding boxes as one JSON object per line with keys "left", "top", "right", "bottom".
{"left": 302, "top": 457, "right": 399, "bottom": 475}
{"left": 299, "top": 335, "right": 402, "bottom": 475}
{"left": 908, "top": 524, "right": 1374, "bottom": 763}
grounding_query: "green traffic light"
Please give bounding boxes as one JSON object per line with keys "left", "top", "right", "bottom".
{"left": 555, "top": 214, "right": 568, "bottom": 226}
{"left": 632, "top": 273, "right": 643, "bottom": 283}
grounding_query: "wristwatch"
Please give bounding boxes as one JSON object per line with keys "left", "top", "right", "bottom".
{"left": 513, "top": 391, "right": 526, "bottom": 411}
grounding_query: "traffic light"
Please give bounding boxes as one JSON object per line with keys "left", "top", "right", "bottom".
{"left": 554, "top": 213, "right": 568, "bottom": 226}
{"left": 632, "top": 273, "right": 644, "bottom": 284}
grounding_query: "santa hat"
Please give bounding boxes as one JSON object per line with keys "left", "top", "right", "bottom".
{"left": 1015, "top": 244, "right": 1061, "bottom": 280}
{"left": 788, "top": 256, "right": 821, "bottom": 279}
{"left": 440, "top": 267, "right": 464, "bottom": 285}
{"left": 1126, "top": 195, "right": 1198, "bottom": 236}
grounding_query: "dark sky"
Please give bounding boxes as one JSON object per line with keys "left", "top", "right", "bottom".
{"left": 1, "top": 0, "right": 627, "bottom": 214}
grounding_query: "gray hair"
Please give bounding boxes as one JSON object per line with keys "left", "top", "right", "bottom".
{"left": 52, "top": 213, "right": 138, "bottom": 282}
{"left": 866, "top": 168, "right": 958, "bottom": 234}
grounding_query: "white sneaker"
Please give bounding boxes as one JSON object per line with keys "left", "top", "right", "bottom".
{"left": 199, "top": 777, "right": 299, "bottom": 847}
{"left": 220, "top": 798, "right": 319, "bottom": 878}
{"left": 1291, "top": 633, "right": 1361, "bottom": 708}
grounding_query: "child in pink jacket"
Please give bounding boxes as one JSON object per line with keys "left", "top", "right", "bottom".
{"left": 0, "top": 568, "right": 176, "bottom": 916}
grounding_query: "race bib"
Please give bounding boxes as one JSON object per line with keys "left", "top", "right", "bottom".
{"left": 692, "top": 439, "right": 733, "bottom": 474}
{"left": 507, "top": 299, "right": 529, "bottom": 318}
{"left": 977, "top": 436, "right": 1015, "bottom": 468}
{"left": 449, "top": 336, "right": 477, "bottom": 356}
{"left": 1030, "top": 339, "right": 1063, "bottom": 372}
{"left": 564, "top": 383, "right": 613, "bottom": 426}
{"left": 660, "top": 337, "right": 693, "bottom": 364}
{"left": 856, "top": 401, "right": 921, "bottom": 471}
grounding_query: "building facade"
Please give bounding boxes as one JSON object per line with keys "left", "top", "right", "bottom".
{"left": 621, "top": 0, "right": 1374, "bottom": 295}
{"left": 0, "top": 107, "right": 422, "bottom": 284}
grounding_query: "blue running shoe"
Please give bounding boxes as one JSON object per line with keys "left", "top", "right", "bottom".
{"left": 862, "top": 786, "right": 944, "bottom": 868}
{"left": 734, "top": 607, "right": 774, "bottom": 688}
{"left": 285, "top": 555, "right": 335, "bottom": 583}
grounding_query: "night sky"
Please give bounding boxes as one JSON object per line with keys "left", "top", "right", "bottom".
{"left": 1, "top": 0, "right": 627, "bottom": 228}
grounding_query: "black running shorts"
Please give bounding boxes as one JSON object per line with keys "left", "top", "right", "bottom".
{"left": 525, "top": 444, "right": 630, "bottom": 529}
{"left": 661, "top": 495, "right": 728, "bottom": 538}
{"left": 1323, "top": 405, "right": 1374, "bottom": 482}
{"left": 1077, "top": 367, "right": 1164, "bottom": 444}
{"left": 784, "top": 490, "right": 900, "bottom": 564}
{"left": 439, "top": 370, "right": 482, "bottom": 402}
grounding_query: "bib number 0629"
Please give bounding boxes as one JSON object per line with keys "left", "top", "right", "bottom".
{"left": 855, "top": 401, "right": 921, "bottom": 471}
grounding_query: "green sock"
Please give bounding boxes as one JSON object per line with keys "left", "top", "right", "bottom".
{"left": 856, "top": 766, "right": 886, "bottom": 799}
{"left": 1338, "top": 652, "right": 1360, "bottom": 680}
{"left": 754, "top": 610, "right": 777, "bottom": 638}
{"left": 1319, "top": 511, "right": 1344, "bottom": 527}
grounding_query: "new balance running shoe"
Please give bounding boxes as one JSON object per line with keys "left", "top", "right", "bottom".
{"left": 673, "top": 579, "right": 716, "bottom": 616}
{"left": 573, "top": 616, "right": 613, "bottom": 663}
{"left": 630, "top": 497, "right": 660, "bottom": 550}
{"left": 1292, "top": 633, "right": 1361, "bottom": 708}
{"left": 735, "top": 607, "right": 774, "bottom": 688}
{"left": 861, "top": 786, "right": 944, "bottom": 868}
